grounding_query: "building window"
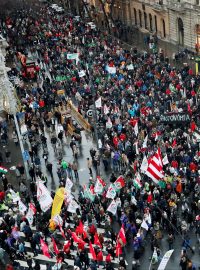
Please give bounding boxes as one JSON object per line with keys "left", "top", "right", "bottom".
{"left": 196, "top": 0, "right": 200, "bottom": 5}
{"left": 134, "top": 8, "right": 137, "bottom": 25}
{"left": 139, "top": 10, "right": 142, "bottom": 27}
{"left": 162, "top": 19, "right": 166, "bottom": 37}
{"left": 177, "top": 18, "right": 184, "bottom": 46}
{"left": 144, "top": 12, "right": 147, "bottom": 29}
{"left": 154, "top": 15, "right": 157, "bottom": 32}
{"left": 149, "top": 14, "right": 153, "bottom": 31}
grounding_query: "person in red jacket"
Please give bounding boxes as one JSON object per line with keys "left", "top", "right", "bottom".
{"left": 96, "top": 249, "right": 104, "bottom": 267}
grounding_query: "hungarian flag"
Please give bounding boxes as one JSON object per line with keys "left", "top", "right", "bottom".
{"left": 133, "top": 172, "right": 142, "bottom": 189}
{"left": 83, "top": 185, "right": 95, "bottom": 202}
{"left": 89, "top": 241, "right": 97, "bottom": 260}
{"left": 116, "top": 240, "right": 122, "bottom": 256}
{"left": 40, "top": 238, "right": 51, "bottom": 258}
{"left": 94, "top": 233, "right": 102, "bottom": 248}
{"left": 114, "top": 176, "right": 125, "bottom": 190}
{"left": 0, "top": 166, "right": 8, "bottom": 174}
{"left": 118, "top": 225, "right": 126, "bottom": 244}
{"left": 94, "top": 176, "right": 106, "bottom": 194}
{"left": 52, "top": 237, "right": 59, "bottom": 255}
{"left": 106, "top": 184, "right": 116, "bottom": 199}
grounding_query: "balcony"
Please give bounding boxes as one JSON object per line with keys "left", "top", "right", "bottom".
{"left": 152, "top": 3, "right": 167, "bottom": 12}
{"left": 168, "top": 2, "right": 186, "bottom": 13}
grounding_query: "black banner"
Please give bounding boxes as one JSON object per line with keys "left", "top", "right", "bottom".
{"left": 160, "top": 113, "right": 191, "bottom": 123}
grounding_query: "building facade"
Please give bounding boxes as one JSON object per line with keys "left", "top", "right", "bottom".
{"left": 87, "top": 0, "right": 200, "bottom": 51}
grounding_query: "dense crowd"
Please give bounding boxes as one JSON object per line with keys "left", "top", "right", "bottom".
{"left": 0, "top": 3, "right": 200, "bottom": 270}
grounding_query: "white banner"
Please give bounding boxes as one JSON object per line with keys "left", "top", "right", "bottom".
{"left": 65, "top": 177, "right": 73, "bottom": 191}
{"left": 94, "top": 179, "right": 103, "bottom": 194}
{"left": 53, "top": 214, "right": 63, "bottom": 226}
{"left": 95, "top": 97, "right": 102, "bottom": 108}
{"left": 9, "top": 189, "right": 20, "bottom": 203}
{"left": 126, "top": 64, "right": 134, "bottom": 70}
{"left": 107, "top": 200, "right": 118, "bottom": 215}
{"left": 162, "top": 155, "right": 169, "bottom": 165}
{"left": 67, "top": 53, "right": 79, "bottom": 60}
{"left": 157, "top": 249, "right": 174, "bottom": 270}
{"left": 106, "top": 66, "right": 116, "bottom": 74}
{"left": 67, "top": 200, "right": 80, "bottom": 213}
{"left": 78, "top": 70, "right": 86, "bottom": 77}
{"left": 140, "top": 155, "right": 148, "bottom": 172}
{"left": 18, "top": 200, "right": 27, "bottom": 214}
{"left": 37, "top": 181, "right": 53, "bottom": 212}
{"left": 141, "top": 219, "right": 149, "bottom": 231}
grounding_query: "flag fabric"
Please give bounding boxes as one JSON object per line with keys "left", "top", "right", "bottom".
{"left": 9, "top": 189, "right": 20, "bottom": 203}
{"left": 26, "top": 206, "right": 34, "bottom": 225}
{"left": 59, "top": 225, "right": 66, "bottom": 239}
{"left": 75, "top": 221, "right": 87, "bottom": 239}
{"left": 162, "top": 154, "right": 169, "bottom": 165}
{"left": 71, "top": 232, "right": 86, "bottom": 246}
{"left": 107, "top": 200, "right": 118, "bottom": 215}
{"left": 52, "top": 263, "right": 62, "bottom": 270}
{"left": 40, "top": 238, "right": 51, "bottom": 258}
{"left": 141, "top": 220, "right": 149, "bottom": 231}
{"left": 106, "top": 184, "right": 117, "bottom": 199}
{"left": 133, "top": 172, "right": 142, "bottom": 189}
{"left": 151, "top": 248, "right": 158, "bottom": 264}
{"left": 51, "top": 237, "right": 59, "bottom": 255}
{"left": 157, "top": 249, "right": 174, "bottom": 270}
{"left": 94, "top": 233, "right": 102, "bottom": 248}
{"left": 133, "top": 121, "right": 138, "bottom": 136}
{"left": 118, "top": 225, "right": 126, "bottom": 244}
{"left": 142, "top": 135, "right": 148, "bottom": 149}
{"left": 134, "top": 141, "right": 139, "bottom": 155}
{"left": 94, "top": 176, "right": 106, "bottom": 194}
{"left": 145, "top": 149, "right": 164, "bottom": 184}
{"left": 115, "top": 240, "right": 122, "bottom": 256}
{"left": 29, "top": 203, "right": 36, "bottom": 215}
{"left": 95, "top": 97, "right": 102, "bottom": 108}
{"left": 89, "top": 242, "right": 97, "bottom": 260}
{"left": 0, "top": 166, "right": 8, "bottom": 174}
{"left": 51, "top": 187, "right": 65, "bottom": 218}
{"left": 188, "top": 102, "right": 192, "bottom": 115}
{"left": 37, "top": 181, "right": 53, "bottom": 213}
{"left": 83, "top": 185, "right": 95, "bottom": 202}
{"left": 18, "top": 200, "right": 27, "bottom": 214}
{"left": 140, "top": 155, "right": 148, "bottom": 172}
{"left": 53, "top": 214, "right": 63, "bottom": 226}
{"left": 67, "top": 199, "right": 80, "bottom": 213}
{"left": 104, "top": 104, "right": 109, "bottom": 115}
{"left": 172, "top": 139, "right": 177, "bottom": 148}
{"left": 65, "top": 178, "right": 73, "bottom": 191}
{"left": 114, "top": 176, "right": 125, "bottom": 190}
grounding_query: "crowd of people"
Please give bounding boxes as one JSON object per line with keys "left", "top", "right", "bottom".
{"left": 0, "top": 2, "right": 200, "bottom": 270}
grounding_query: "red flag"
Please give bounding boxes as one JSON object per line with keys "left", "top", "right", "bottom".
{"left": 71, "top": 232, "right": 86, "bottom": 246}
{"left": 118, "top": 225, "right": 126, "bottom": 244}
{"left": 97, "top": 176, "right": 106, "bottom": 187}
{"left": 94, "top": 233, "right": 102, "bottom": 248}
{"left": 75, "top": 221, "right": 87, "bottom": 239}
{"left": 172, "top": 139, "right": 177, "bottom": 148}
{"left": 115, "top": 240, "right": 122, "bottom": 256}
{"left": 59, "top": 225, "right": 66, "bottom": 239}
{"left": 188, "top": 103, "right": 192, "bottom": 115}
{"left": 51, "top": 237, "right": 59, "bottom": 255}
{"left": 40, "top": 238, "right": 51, "bottom": 258}
{"left": 89, "top": 241, "right": 96, "bottom": 260}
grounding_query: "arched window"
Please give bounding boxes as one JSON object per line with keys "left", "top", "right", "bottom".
{"left": 139, "top": 10, "right": 142, "bottom": 27}
{"left": 162, "top": 19, "right": 166, "bottom": 37}
{"left": 177, "top": 18, "right": 184, "bottom": 45}
{"left": 134, "top": 8, "right": 137, "bottom": 25}
{"left": 154, "top": 15, "right": 157, "bottom": 32}
{"left": 144, "top": 12, "right": 147, "bottom": 29}
{"left": 149, "top": 14, "right": 153, "bottom": 31}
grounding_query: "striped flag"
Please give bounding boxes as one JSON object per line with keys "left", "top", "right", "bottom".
{"left": 118, "top": 225, "right": 126, "bottom": 244}
{"left": 133, "top": 172, "right": 142, "bottom": 189}
{"left": 145, "top": 148, "right": 164, "bottom": 184}
{"left": 94, "top": 176, "right": 106, "bottom": 194}
{"left": 0, "top": 166, "right": 8, "bottom": 174}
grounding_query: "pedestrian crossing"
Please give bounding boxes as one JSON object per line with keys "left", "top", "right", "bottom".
{"left": 16, "top": 221, "right": 128, "bottom": 269}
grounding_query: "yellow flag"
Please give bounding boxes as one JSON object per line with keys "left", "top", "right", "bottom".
{"left": 51, "top": 187, "right": 65, "bottom": 218}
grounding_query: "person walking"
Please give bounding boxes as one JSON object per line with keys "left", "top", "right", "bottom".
{"left": 87, "top": 157, "right": 93, "bottom": 175}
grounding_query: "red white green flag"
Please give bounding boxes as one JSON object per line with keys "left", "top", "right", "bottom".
{"left": 133, "top": 172, "right": 142, "bottom": 189}
{"left": 94, "top": 176, "right": 106, "bottom": 194}
{"left": 0, "top": 166, "right": 8, "bottom": 174}
{"left": 114, "top": 176, "right": 125, "bottom": 190}
{"left": 106, "top": 184, "right": 116, "bottom": 199}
